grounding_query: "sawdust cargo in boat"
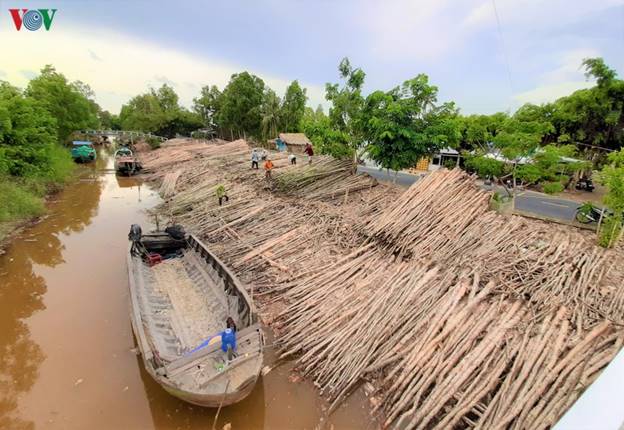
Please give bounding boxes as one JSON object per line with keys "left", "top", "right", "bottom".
{"left": 126, "top": 225, "right": 264, "bottom": 407}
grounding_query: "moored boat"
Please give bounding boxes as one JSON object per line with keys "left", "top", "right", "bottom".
{"left": 114, "top": 147, "right": 142, "bottom": 176}
{"left": 126, "top": 226, "right": 264, "bottom": 407}
{"left": 71, "top": 141, "right": 96, "bottom": 163}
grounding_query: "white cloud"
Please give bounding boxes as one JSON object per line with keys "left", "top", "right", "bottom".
{"left": 357, "top": 0, "right": 482, "bottom": 60}
{"left": 512, "top": 47, "right": 599, "bottom": 106}
{"left": 513, "top": 81, "right": 593, "bottom": 105}
{"left": 88, "top": 49, "right": 102, "bottom": 62}
{"left": 462, "top": 1, "right": 492, "bottom": 28}
{"left": 540, "top": 48, "right": 601, "bottom": 84}
{"left": 0, "top": 25, "right": 326, "bottom": 113}
{"left": 463, "top": 0, "right": 624, "bottom": 29}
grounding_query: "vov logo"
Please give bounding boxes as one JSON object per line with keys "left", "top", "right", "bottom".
{"left": 9, "top": 9, "right": 57, "bottom": 31}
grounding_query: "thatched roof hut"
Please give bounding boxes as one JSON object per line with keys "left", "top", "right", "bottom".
{"left": 278, "top": 133, "right": 312, "bottom": 146}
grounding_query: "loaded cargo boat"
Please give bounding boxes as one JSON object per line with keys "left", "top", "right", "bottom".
{"left": 71, "top": 141, "right": 96, "bottom": 163}
{"left": 114, "top": 147, "right": 142, "bottom": 176}
{"left": 126, "top": 226, "right": 264, "bottom": 406}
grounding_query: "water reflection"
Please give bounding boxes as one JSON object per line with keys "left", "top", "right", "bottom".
{"left": 0, "top": 144, "right": 373, "bottom": 429}
{"left": 0, "top": 150, "right": 105, "bottom": 429}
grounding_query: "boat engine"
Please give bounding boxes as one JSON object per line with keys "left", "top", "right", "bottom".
{"left": 128, "top": 224, "right": 142, "bottom": 242}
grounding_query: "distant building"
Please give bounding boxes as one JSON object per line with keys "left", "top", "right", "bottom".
{"left": 277, "top": 133, "right": 312, "bottom": 154}
{"left": 412, "top": 147, "right": 462, "bottom": 172}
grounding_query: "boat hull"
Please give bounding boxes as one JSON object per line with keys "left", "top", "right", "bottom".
{"left": 127, "top": 232, "right": 264, "bottom": 408}
{"left": 159, "top": 372, "right": 259, "bottom": 407}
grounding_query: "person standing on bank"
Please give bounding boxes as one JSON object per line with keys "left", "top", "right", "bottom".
{"left": 304, "top": 142, "right": 314, "bottom": 165}
{"left": 216, "top": 183, "right": 229, "bottom": 206}
{"left": 264, "top": 157, "right": 274, "bottom": 180}
{"left": 251, "top": 149, "right": 260, "bottom": 169}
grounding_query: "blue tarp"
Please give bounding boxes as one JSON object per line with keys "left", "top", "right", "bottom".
{"left": 72, "top": 141, "right": 93, "bottom": 146}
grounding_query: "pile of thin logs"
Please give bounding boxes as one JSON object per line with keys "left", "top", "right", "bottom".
{"left": 362, "top": 168, "right": 621, "bottom": 329}
{"left": 145, "top": 139, "right": 388, "bottom": 293}
{"left": 273, "top": 158, "right": 377, "bottom": 201}
{"left": 159, "top": 169, "right": 183, "bottom": 198}
{"left": 278, "top": 249, "right": 623, "bottom": 429}
{"left": 276, "top": 168, "right": 624, "bottom": 428}
{"left": 141, "top": 139, "right": 624, "bottom": 429}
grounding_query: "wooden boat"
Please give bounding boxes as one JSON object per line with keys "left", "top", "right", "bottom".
{"left": 114, "top": 147, "right": 142, "bottom": 176}
{"left": 127, "top": 230, "right": 264, "bottom": 407}
{"left": 71, "top": 141, "right": 96, "bottom": 163}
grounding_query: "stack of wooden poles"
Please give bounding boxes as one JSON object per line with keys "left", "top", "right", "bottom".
{"left": 141, "top": 139, "right": 624, "bottom": 429}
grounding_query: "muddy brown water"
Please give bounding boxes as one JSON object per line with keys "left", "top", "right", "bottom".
{"left": 0, "top": 147, "right": 374, "bottom": 430}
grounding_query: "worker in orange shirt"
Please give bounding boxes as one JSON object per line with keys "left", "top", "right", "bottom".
{"left": 264, "top": 157, "right": 274, "bottom": 180}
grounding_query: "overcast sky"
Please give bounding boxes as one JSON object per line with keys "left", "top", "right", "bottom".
{"left": 0, "top": 0, "right": 622, "bottom": 115}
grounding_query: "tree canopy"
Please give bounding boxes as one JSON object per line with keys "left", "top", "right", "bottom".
{"left": 119, "top": 84, "right": 202, "bottom": 138}
{"left": 363, "top": 75, "right": 460, "bottom": 171}
{"left": 280, "top": 80, "right": 307, "bottom": 133}
{"left": 325, "top": 58, "right": 367, "bottom": 159}
{"left": 217, "top": 72, "right": 266, "bottom": 139}
{"left": 25, "top": 65, "right": 99, "bottom": 142}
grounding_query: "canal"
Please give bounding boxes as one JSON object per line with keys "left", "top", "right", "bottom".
{"left": 0, "top": 146, "right": 372, "bottom": 430}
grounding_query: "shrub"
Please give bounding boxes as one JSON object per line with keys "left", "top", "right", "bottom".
{"left": 465, "top": 155, "right": 504, "bottom": 179}
{"left": 145, "top": 136, "right": 162, "bottom": 150}
{"left": 0, "top": 179, "right": 45, "bottom": 222}
{"left": 542, "top": 181, "right": 564, "bottom": 194}
{"left": 598, "top": 215, "right": 623, "bottom": 248}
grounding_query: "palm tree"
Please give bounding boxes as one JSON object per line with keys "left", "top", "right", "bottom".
{"left": 261, "top": 89, "right": 281, "bottom": 140}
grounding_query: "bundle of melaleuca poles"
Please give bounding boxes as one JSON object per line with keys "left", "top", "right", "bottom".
{"left": 277, "top": 168, "right": 624, "bottom": 429}
{"left": 140, "top": 138, "right": 624, "bottom": 429}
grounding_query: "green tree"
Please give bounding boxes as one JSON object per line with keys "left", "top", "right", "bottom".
{"left": 260, "top": 89, "right": 281, "bottom": 140}
{"left": 0, "top": 82, "right": 60, "bottom": 178}
{"left": 301, "top": 105, "right": 352, "bottom": 159}
{"left": 325, "top": 58, "right": 366, "bottom": 161}
{"left": 548, "top": 58, "right": 623, "bottom": 153}
{"left": 362, "top": 75, "right": 460, "bottom": 172}
{"left": 464, "top": 154, "right": 505, "bottom": 179}
{"left": 119, "top": 84, "right": 202, "bottom": 137}
{"left": 193, "top": 85, "right": 222, "bottom": 130}
{"left": 25, "top": 65, "right": 99, "bottom": 142}
{"left": 281, "top": 80, "right": 307, "bottom": 132}
{"left": 0, "top": 80, "right": 74, "bottom": 225}
{"left": 98, "top": 110, "right": 121, "bottom": 130}
{"left": 218, "top": 72, "right": 265, "bottom": 139}
{"left": 598, "top": 148, "right": 624, "bottom": 247}
{"left": 492, "top": 113, "right": 554, "bottom": 194}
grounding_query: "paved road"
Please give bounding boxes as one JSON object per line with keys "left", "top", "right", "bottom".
{"left": 358, "top": 165, "right": 583, "bottom": 222}
{"left": 514, "top": 192, "right": 579, "bottom": 221}
{"left": 358, "top": 165, "right": 424, "bottom": 187}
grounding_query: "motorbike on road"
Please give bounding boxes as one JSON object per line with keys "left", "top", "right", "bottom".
{"left": 575, "top": 203, "right": 622, "bottom": 224}
{"left": 575, "top": 177, "right": 595, "bottom": 192}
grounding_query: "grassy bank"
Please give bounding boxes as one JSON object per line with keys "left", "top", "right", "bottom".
{"left": 0, "top": 144, "right": 74, "bottom": 247}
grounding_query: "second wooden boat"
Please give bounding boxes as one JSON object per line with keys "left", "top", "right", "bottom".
{"left": 127, "top": 228, "right": 264, "bottom": 407}
{"left": 114, "top": 147, "right": 142, "bottom": 176}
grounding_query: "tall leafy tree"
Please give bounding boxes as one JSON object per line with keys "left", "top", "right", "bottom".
{"left": 218, "top": 72, "right": 265, "bottom": 139}
{"left": 325, "top": 58, "right": 366, "bottom": 160}
{"left": 280, "top": 80, "right": 307, "bottom": 132}
{"left": 25, "top": 65, "right": 99, "bottom": 142}
{"left": 362, "top": 75, "right": 460, "bottom": 172}
{"left": 193, "top": 85, "right": 222, "bottom": 130}
{"left": 260, "top": 89, "right": 281, "bottom": 140}
{"left": 119, "top": 84, "right": 202, "bottom": 137}
{"left": 301, "top": 105, "right": 352, "bottom": 159}
{"left": 598, "top": 148, "right": 624, "bottom": 247}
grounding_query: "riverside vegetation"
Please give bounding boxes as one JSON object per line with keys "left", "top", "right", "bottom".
{"left": 1, "top": 57, "right": 623, "bottom": 245}
{"left": 0, "top": 66, "right": 102, "bottom": 242}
